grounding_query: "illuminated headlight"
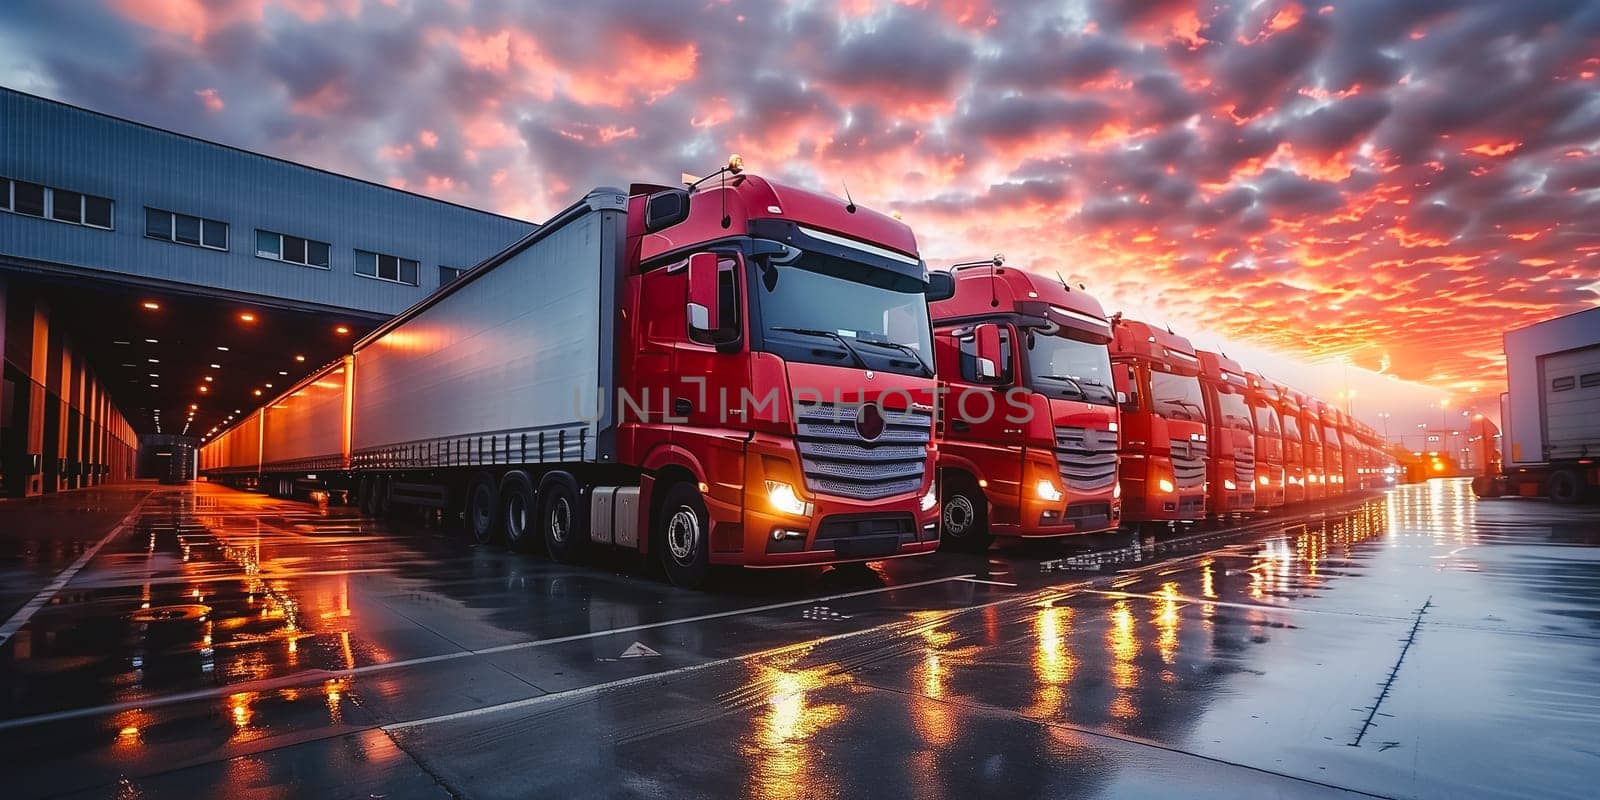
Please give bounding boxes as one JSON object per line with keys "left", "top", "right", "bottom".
{"left": 1035, "top": 479, "right": 1064, "bottom": 503}
{"left": 920, "top": 481, "right": 938, "bottom": 512}
{"left": 1223, "top": 479, "right": 1237, "bottom": 491}
{"left": 1258, "top": 475, "right": 1270, "bottom": 486}
{"left": 765, "top": 480, "right": 812, "bottom": 517}
{"left": 1113, "top": 481, "right": 1122, "bottom": 499}
{"left": 1157, "top": 478, "right": 1175, "bottom": 494}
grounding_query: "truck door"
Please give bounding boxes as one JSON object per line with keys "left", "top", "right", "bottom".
{"left": 945, "top": 325, "right": 1022, "bottom": 522}
{"left": 670, "top": 252, "right": 751, "bottom": 552}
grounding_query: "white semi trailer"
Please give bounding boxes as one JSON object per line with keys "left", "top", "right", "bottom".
{"left": 1477, "top": 307, "right": 1600, "bottom": 503}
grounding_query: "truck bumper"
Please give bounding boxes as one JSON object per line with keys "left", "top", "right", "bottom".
{"left": 991, "top": 495, "right": 1121, "bottom": 538}
{"left": 738, "top": 494, "right": 941, "bottom": 566}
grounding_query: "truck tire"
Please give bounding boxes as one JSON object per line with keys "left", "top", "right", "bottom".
{"left": 500, "top": 471, "right": 536, "bottom": 552}
{"left": 1471, "top": 476, "right": 1502, "bottom": 499}
{"left": 1547, "top": 469, "right": 1583, "bottom": 505}
{"left": 656, "top": 481, "right": 711, "bottom": 588}
{"left": 466, "top": 473, "right": 500, "bottom": 544}
{"left": 940, "top": 477, "right": 991, "bottom": 552}
{"left": 538, "top": 472, "right": 587, "bottom": 563}
{"left": 373, "top": 476, "right": 392, "bottom": 517}
{"left": 357, "top": 476, "right": 375, "bottom": 515}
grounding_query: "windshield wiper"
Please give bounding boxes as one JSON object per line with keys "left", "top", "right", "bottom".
{"left": 769, "top": 326, "right": 869, "bottom": 369}
{"left": 1036, "top": 374, "right": 1090, "bottom": 399}
{"left": 855, "top": 337, "right": 931, "bottom": 375}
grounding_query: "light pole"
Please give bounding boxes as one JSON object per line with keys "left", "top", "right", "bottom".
{"left": 1378, "top": 412, "right": 1391, "bottom": 445}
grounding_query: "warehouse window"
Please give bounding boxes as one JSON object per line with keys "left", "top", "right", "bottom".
{"left": 439, "top": 265, "right": 466, "bottom": 286}
{"left": 1579, "top": 373, "right": 1599, "bottom": 388}
{"left": 256, "top": 230, "right": 331, "bottom": 269}
{"left": 1, "top": 178, "right": 113, "bottom": 229}
{"left": 355, "top": 249, "right": 420, "bottom": 286}
{"left": 1551, "top": 376, "right": 1575, "bottom": 392}
{"left": 13, "top": 181, "right": 45, "bottom": 217}
{"left": 146, "top": 207, "right": 227, "bottom": 251}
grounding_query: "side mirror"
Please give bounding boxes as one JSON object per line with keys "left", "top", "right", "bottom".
{"left": 973, "top": 323, "right": 1002, "bottom": 381}
{"left": 926, "top": 271, "right": 955, "bottom": 302}
{"left": 687, "top": 252, "right": 721, "bottom": 332}
{"left": 1117, "top": 391, "right": 1128, "bottom": 405}
{"left": 644, "top": 189, "right": 690, "bottom": 233}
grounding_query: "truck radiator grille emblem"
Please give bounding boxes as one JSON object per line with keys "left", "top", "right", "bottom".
{"left": 1170, "top": 438, "right": 1208, "bottom": 490}
{"left": 795, "top": 402, "right": 931, "bottom": 500}
{"left": 1054, "top": 426, "right": 1118, "bottom": 492}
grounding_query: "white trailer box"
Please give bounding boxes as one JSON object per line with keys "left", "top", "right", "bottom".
{"left": 1502, "top": 307, "right": 1600, "bottom": 467}
{"left": 261, "top": 357, "right": 351, "bottom": 472}
{"left": 350, "top": 188, "right": 627, "bottom": 469}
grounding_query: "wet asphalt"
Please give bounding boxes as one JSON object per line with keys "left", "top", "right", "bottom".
{"left": 0, "top": 478, "right": 1596, "bottom": 799}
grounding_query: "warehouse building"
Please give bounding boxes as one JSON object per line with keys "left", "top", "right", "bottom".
{"left": 0, "top": 87, "right": 535, "bottom": 496}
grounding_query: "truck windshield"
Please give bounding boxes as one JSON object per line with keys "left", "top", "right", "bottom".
{"left": 1151, "top": 370, "right": 1206, "bottom": 422}
{"left": 1323, "top": 425, "right": 1342, "bottom": 448}
{"left": 1282, "top": 412, "right": 1301, "bottom": 439}
{"left": 1253, "top": 402, "right": 1281, "bottom": 434}
{"left": 1216, "top": 389, "right": 1253, "bottom": 431}
{"left": 1024, "top": 331, "right": 1115, "bottom": 405}
{"left": 755, "top": 250, "right": 933, "bottom": 377}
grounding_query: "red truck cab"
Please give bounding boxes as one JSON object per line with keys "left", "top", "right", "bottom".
{"left": 1110, "top": 316, "right": 1208, "bottom": 527}
{"left": 1317, "top": 401, "right": 1346, "bottom": 497}
{"left": 1197, "top": 350, "right": 1257, "bottom": 515}
{"left": 929, "top": 265, "right": 1120, "bottom": 548}
{"left": 1298, "top": 392, "right": 1327, "bottom": 501}
{"left": 1277, "top": 382, "right": 1307, "bottom": 504}
{"left": 1246, "top": 372, "right": 1287, "bottom": 509}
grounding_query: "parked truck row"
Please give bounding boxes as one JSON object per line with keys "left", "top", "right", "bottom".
{"left": 200, "top": 161, "right": 1398, "bottom": 585}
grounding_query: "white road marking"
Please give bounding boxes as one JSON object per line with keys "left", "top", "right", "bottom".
{"left": 0, "top": 572, "right": 974, "bottom": 731}
{"left": 619, "top": 641, "right": 661, "bottom": 658}
{"left": 955, "top": 577, "right": 1019, "bottom": 587}
{"left": 0, "top": 500, "right": 146, "bottom": 647}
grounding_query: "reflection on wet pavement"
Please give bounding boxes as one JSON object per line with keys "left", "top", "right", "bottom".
{"left": 4, "top": 478, "right": 1599, "bottom": 798}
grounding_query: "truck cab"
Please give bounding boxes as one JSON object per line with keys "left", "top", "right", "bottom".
{"left": 1277, "top": 383, "right": 1307, "bottom": 504}
{"left": 1246, "top": 372, "right": 1286, "bottom": 509}
{"left": 1298, "top": 392, "right": 1326, "bottom": 501}
{"left": 1318, "top": 401, "right": 1346, "bottom": 497}
{"left": 1197, "top": 350, "right": 1256, "bottom": 516}
{"left": 621, "top": 170, "right": 944, "bottom": 581}
{"left": 928, "top": 265, "right": 1120, "bottom": 548}
{"left": 1110, "top": 317, "right": 1208, "bottom": 527}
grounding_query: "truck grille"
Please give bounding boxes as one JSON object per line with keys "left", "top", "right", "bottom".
{"left": 1055, "top": 426, "right": 1118, "bottom": 492}
{"left": 1170, "top": 438, "right": 1208, "bottom": 490}
{"left": 1234, "top": 444, "right": 1256, "bottom": 485}
{"left": 795, "top": 402, "right": 931, "bottom": 501}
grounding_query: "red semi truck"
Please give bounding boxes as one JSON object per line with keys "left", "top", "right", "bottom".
{"left": 928, "top": 264, "right": 1120, "bottom": 548}
{"left": 1110, "top": 316, "right": 1208, "bottom": 529}
{"left": 1275, "top": 381, "right": 1307, "bottom": 504}
{"left": 1297, "top": 391, "right": 1326, "bottom": 501}
{"left": 1245, "top": 372, "right": 1286, "bottom": 509}
{"left": 1318, "top": 400, "right": 1347, "bottom": 497}
{"left": 201, "top": 164, "right": 945, "bottom": 586}
{"left": 1197, "top": 350, "right": 1256, "bottom": 516}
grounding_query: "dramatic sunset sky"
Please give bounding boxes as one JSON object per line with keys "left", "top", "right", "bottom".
{"left": 4, "top": 0, "right": 1597, "bottom": 433}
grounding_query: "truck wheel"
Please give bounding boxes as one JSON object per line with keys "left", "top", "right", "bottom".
{"left": 656, "top": 482, "right": 711, "bottom": 588}
{"left": 466, "top": 473, "right": 500, "bottom": 544}
{"left": 1547, "top": 469, "right": 1583, "bottom": 505}
{"left": 357, "top": 476, "right": 374, "bottom": 515}
{"left": 1471, "top": 476, "right": 1502, "bottom": 499}
{"left": 373, "top": 476, "right": 392, "bottom": 517}
{"left": 500, "top": 471, "right": 536, "bottom": 552}
{"left": 539, "top": 472, "right": 587, "bottom": 563}
{"left": 940, "top": 479, "right": 991, "bottom": 552}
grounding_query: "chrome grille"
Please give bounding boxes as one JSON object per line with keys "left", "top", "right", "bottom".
{"left": 1170, "top": 438, "right": 1208, "bottom": 490}
{"left": 1054, "top": 425, "right": 1118, "bottom": 492}
{"left": 795, "top": 402, "right": 931, "bottom": 500}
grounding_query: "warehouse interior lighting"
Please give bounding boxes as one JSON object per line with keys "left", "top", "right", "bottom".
{"left": 141, "top": 301, "right": 160, "bottom": 310}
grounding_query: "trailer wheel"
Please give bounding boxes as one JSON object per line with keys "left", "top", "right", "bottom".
{"left": 356, "top": 476, "right": 374, "bottom": 515}
{"left": 373, "top": 476, "right": 393, "bottom": 517}
{"left": 466, "top": 474, "right": 500, "bottom": 544}
{"left": 656, "top": 482, "right": 710, "bottom": 588}
{"left": 939, "top": 477, "right": 991, "bottom": 552}
{"left": 538, "top": 472, "right": 587, "bottom": 563}
{"left": 500, "top": 471, "right": 536, "bottom": 552}
{"left": 1471, "top": 476, "right": 1502, "bottom": 499}
{"left": 1547, "top": 469, "right": 1583, "bottom": 505}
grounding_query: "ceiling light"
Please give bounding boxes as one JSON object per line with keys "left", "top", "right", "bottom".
{"left": 334, "top": 326, "right": 350, "bottom": 335}
{"left": 145, "top": 338, "right": 158, "bottom": 343}
{"left": 217, "top": 346, "right": 229, "bottom": 351}
{"left": 190, "top": 404, "right": 198, "bottom": 410}
{"left": 210, "top": 363, "right": 221, "bottom": 369}
{"left": 295, "top": 355, "right": 306, "bottom": 362}
{"left": 278, "top": 371, "right": 288, "bottom": 375}
{"left": 149, "top": 383, "right": 159, "bottom": 388}
{"left": 142, "top": 301, "right": 160, "bottom": 310}
{"left": 264, "top": 383, "right": 273, "bottom": 388}
{"left": 239, "top": 312, "right": 256, "bottom": 322}
{"left": 253, "top": 389, "right": 263, "bottom": 396}
{"left": 148, "top": 358, "right": 159, "bottom": 363}
{"left": 199, "top": 386, "right": 209, "bottom": 393}
{"left": 204, "top": 376, "right": 213, "bottom": 382}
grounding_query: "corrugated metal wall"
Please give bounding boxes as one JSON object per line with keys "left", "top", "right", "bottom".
{"left": 0, "top": 88, "right": 535, "bottom": 315}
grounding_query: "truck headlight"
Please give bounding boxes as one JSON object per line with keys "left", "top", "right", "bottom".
{"left": 920, "top": 481, "right": 938, "bottom": 512}
{"left": 1035, "top": 479, "right": 1063, "bottom": 503}
{"left": 765, "top": 480, "right": 812, "bottom": 517}
{"left": 1223, "top": 479, "right": 1237, "bottom": 491}
{"left": 1258, "top": 475, "right": 1269, "bottom": 486}
{"left": 1113, "top": 481, "right": 1122, "bottom": 499}
{"left": 1157, "top": 478, "right": 1175, "bottom": 494}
